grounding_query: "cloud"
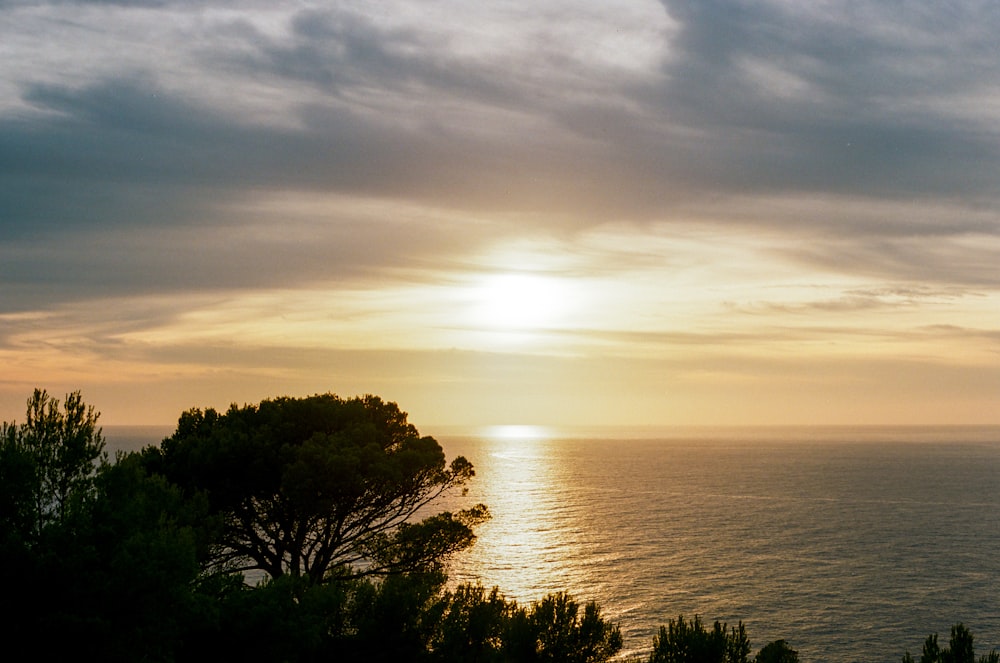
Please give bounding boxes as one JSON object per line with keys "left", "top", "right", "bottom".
{"left": 0, "top": 188, "right": 510, "bottom": 314}
{"left": 5, "top": 1, "right": 1000, "bottom": 239}
{"left": 728, "top": 284, "right": 979, "bottom": 315}
{"left": 778, "top": 233, "right": 1000, "bottom": 288}
{"left": 2, "top": 0, "right": 1000, "bottom": 429}
{"left": 640, "top": 1, "right": 1000, "bottom": 200}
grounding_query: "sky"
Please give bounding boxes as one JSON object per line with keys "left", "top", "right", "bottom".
{"left": 1, "top": 0, "right": 999, "bottom": 428}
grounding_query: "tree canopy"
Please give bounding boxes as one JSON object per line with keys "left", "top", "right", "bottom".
{"left": 0, "top": 388, "right": 106, "bottom": 545}
{"left": 648, "top": 614, "right": 752, "bottom": 663}
{"left": 902, "top": 623, "right": 1000, "bottom": 663}
{"left": 142, "top": 393, "right": 488, "bottom": 583}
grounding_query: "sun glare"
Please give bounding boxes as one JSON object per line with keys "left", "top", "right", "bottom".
{"left": 471, "top": 273, "right": 571, "bottom": 330}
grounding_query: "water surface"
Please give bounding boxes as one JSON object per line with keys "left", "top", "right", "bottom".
{"left": 435, "top": 426, "right": 1000, "bottom": 662}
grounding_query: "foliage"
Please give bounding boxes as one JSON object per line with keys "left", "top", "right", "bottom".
{"left": 142, "top": 393, "right": 489, "bottom": 583}
{"left": 186, "top": 572, "right": 352, "bottom": 663}
{"left": 505, "top": 591, "right": 624, "bottom": 663}
{"left": 366, "top": 582, "right": 627, "bottom": 663}
{"left": 82, "top": 453, "right": 215, "bottom": 661}
{"left": 179, "top": 573, "right": 624, "bottom": 663}
{"left": 0, "top": 390, "right": 209, "bottom": 661}
{"left": 430, "top": 583, "right": 513, "bottom": 662}
{"left": 755, "top": 639, "right": 799, "bottom": 663}
{"left": 343, "top": 570, "right": 451, "bottom": 662}
{"left": 902, "top": 623, "right": 1000, "bottom": 663}
{"left": 648, "top": 614, "right": 751, "bottom": 663}
{"left": 0, "top": 388, "right": 106, "bottom": 543}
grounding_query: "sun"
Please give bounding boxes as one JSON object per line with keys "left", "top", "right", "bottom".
{"left": 471, "top": 273, "right": 571, "bottom": 330}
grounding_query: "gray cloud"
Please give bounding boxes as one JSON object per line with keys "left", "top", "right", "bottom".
{"left": 779, "top": 234, "right": 1000, "bottom": 288}
{"left": 0, "top": 198, "right": 497, "bottom": 315}
{"left": 725, "top": 284, "right": 982, "bottom": 315}
{"left": 4, "top": 0, "right": 1000, "bottom": 310}
{"left": 637, "top": 1, "right": 1000, "bottom": 200}
{"left": 8, "top": 1, "right": 1000, "bottom": 217}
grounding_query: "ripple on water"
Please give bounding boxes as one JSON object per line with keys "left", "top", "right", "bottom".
{"left": 436, "top": 429, "right": 1000, "bottom": 663}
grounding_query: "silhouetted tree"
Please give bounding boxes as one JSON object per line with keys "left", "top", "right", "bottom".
{"left": 951, "top": 624, "right": 978, "bottom": 663}
{"left": 0, "top": 389, "right": 106, "bottom": 543}
{"left": 430, "top": 583, "right": 512, "bottom": 662}
{"left": 187, "top": 572, "right": 352, "bottom": 663}
{"left": 342, "top": 570, "right": 450, "bottom": 662}
{"left": 200, "top": 574, "right": 624, "bottom": 663}
{"left": 82, "top": 453, "right": 214, "bottom": 661}
{"left": 755, "top": 639, "right": 799, "bottom": 663}
{"left": 143, "top": 393, "right": 488, "bottom": 584}
{"left": 0, "top": 390, "right": 210, "bottom": 662}
{"left": 648, "top": 614, "right": 751, "bottom": 663}
{"left": 505, "top": 592, "right": 624, "bottom": 663}
{"left": 902, "top": 624, "right": 999, "bottom": 663}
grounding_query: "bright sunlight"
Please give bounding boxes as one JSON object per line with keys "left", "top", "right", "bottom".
{"left": 470, "top": 273, "right": 574, "bottom": 331}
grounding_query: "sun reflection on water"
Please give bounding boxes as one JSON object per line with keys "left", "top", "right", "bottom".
{"left": 446, "top": 426, "right": 577, "bottom": 604}
{"left": 437, "top": 430, "right": 1000, "bottom": 661}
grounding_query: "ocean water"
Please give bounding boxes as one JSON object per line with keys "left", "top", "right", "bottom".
{"left": 434, "top": 426, "right": 1000, "bottom": 662}
{"left": 105, "top": 425, "right": 1000, "bottom": 662}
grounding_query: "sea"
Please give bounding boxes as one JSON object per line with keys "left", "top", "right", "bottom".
{"left": 106, "top": 425, "right": 1000, "bottom": 662}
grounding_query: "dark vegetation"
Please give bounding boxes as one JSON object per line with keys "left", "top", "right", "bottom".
{"left": 0, "top": 389, "right": 995, "bottom": 662}
{"left": 901, "top": 624, "right": 1000, "bottom": 663}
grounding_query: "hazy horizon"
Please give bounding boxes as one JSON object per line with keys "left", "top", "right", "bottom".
{"left": 3, "top": 1, "right": 999, "bottom": 427}
{"left": 101, "top": 422, "right": 1000, "bottom": 452}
